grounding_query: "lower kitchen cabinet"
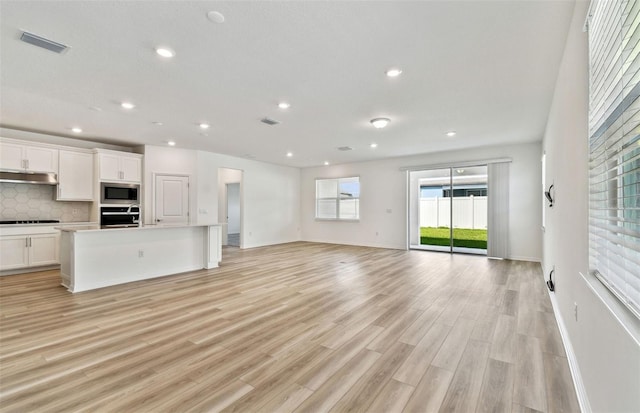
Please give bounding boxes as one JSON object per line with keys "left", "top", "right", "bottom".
{"left": 0, "top": 236, "right": 30, "bottom": 269}
{"left": 0, "top": 232, "right": 59, "bottom": 271}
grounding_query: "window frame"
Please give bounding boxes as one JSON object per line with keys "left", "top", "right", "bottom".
{"left": 587, "top": 0, "right": 640, "bottom": 320}
{"left": 315, "top": 176, "right": 360, "bottom": 221}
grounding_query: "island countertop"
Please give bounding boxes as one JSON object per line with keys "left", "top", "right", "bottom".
{"left": 57, "top": 222, "right": 224, "bottom": 232}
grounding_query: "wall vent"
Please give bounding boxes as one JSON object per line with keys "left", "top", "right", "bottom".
{"left": 19, "top": 31, "right": 69, "bottom": 54}
{"left": 261, "top": 117, "right": 280, "bottom": 126}
{"left": 337, "top": 146, "right": 353, "bottom": 151}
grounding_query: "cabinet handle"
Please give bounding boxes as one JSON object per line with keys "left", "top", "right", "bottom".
{"left": 25, "top": 159, "right": 29, "bottom": 170}
{"left": 25, "top": 237, "right": 29, "bottom": 248}
{"left": 29, "top": 237, "right": 32, "bottom": 247}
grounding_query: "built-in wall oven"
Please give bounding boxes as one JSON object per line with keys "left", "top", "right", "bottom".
{"left": 100, "top": 183, "right": 140, "bottom": 205}
{"left": 100, "top": 206, "right": 140, "bottom": 228}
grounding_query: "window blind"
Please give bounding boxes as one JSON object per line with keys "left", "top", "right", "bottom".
{"left": 588, "top": 0, "right": 640, "bottom": 319}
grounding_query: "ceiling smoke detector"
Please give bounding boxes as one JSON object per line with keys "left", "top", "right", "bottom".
{"left": 261, "top": 117, "right": 280, "bottom": 125}
{"left": 20, "top": 31, "right": 69, "bottom": 54}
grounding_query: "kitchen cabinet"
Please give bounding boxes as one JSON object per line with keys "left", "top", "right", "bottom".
{"left": 96, "top": 151, "right": 142, "bottom": 183}
{"left": 0, "top": 141, "right": 58, "bottom": 173}
{"left": 57, "top": 150, "right": 94, "bottom": 201}
{"left": 0, "top": 232, "right": 59, "bottom": 271}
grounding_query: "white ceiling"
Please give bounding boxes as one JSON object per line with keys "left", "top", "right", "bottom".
{"left": 0, "top": 1, "right": 576, "bottom": 168}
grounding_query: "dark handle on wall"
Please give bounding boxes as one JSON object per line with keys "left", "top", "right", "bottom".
{"left": 545, "top": 184, "right": 554, "bottom": 207}
{"left": 547, "top": 269, "right": 555, "bottom": 292}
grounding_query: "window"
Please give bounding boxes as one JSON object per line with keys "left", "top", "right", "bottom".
{"left": 588, "top": 0, "right": 640, "bottom": 318}
{"left": 315, "top": 177, "right": 360, "bottom": 220}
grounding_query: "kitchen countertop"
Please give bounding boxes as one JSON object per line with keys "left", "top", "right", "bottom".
{"left": 0, "top": 221, "right": 97, "bottom": 228}
{"left": 58, "top": 222, "right": 224, "bottom": 233}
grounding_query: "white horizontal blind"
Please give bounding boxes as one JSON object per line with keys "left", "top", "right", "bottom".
{"left": 315, "top": 177, "right": 360, "bottom": 220}
{"left": 588, "top": 0, "right": 640, "bottom": 318}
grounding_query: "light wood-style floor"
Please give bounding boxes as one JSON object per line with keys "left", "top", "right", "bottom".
{"left": 0, "top": 242, "right": 579, "bottom": 413}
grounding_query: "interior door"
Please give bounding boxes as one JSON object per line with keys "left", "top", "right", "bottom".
{"left": 155, "top": 175, "right": 190, "bottom": 224}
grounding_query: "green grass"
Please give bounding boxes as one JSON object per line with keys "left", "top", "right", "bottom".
{"left": 420, "top": 227, "right": 487, "bottom": 249}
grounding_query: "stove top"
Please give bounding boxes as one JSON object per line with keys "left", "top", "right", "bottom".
{"left": 0, "top": 220, "right": 61, "bottom": 225}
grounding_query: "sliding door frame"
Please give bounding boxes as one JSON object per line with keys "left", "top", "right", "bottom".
{"left": 407, "top": 162, "right": 492, "bottom": 254}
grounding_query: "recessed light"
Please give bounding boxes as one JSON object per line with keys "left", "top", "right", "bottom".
{"left": 370, "top": 118, "right": 390, "bottom": 129}
{"left": 207, "top": 11, "right": 225, "bottom": 23}
{"left": 121, "top": 102, "right": 135, "bottom": 110}
{"left": 456, "top": 169, "right": 465, "bottom": 174}
{"left": 370, "top": 143, "right": 378, "bottom": 148}
{"left": 167, "top": 141, "right": 176, "bottom": 146}
{"left": 324, "top": 161, "right": 330, "bottom": 166}
{"left": 152, "top": 121, "right": 163, "bottom": 126}
{"left": 278, "top": 102, "right": 290, "bottom": 109}
{"left": 199, "top": 123, "right": 210, "bottom": 129}
{"left": 155, "top": 47, "right": 175, "bottom": 58}
{"left": 446, "top": 131, "right": 457, "bottom": 137}
{"left": 386, "top": 68, "right": 402, "bottom": 77}
{"left": 71, "top": 127, "right": 82, "bottom": 133}
{"left": 286, "top": 152, "right": 293, "bottom": 157}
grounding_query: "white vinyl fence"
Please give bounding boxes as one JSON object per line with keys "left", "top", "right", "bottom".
{"left": 420, "top": 196, "right": 487, "bottom": 229}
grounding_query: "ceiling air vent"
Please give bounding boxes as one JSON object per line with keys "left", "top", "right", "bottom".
{"left": 19, "top": 31, "right": 69, "bottom": 54}
{"left": 337, "top": 146, "right": 353, "bottom": 151}
{"left": 261, "top": 117, "right": 280, "bottom": 126}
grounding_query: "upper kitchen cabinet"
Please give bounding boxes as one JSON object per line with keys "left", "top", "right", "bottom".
{"left": 95, "top": 150, "right": 142, "bottom": 183}
{"left": 0, "top": 141, "right": 58, "bottom": 173}
{"left": 56, "top": 149, "right": 94, "bottom": 201}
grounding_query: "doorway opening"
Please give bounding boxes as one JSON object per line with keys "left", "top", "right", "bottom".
{"left": 409, "top": 165, "right": 488, "bottom": 255}
{"left": 218, "top": 168, "right": 243, "bottom": 248}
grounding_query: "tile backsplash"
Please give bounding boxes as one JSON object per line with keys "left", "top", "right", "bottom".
{"left": 0, "top": 183, "right": 90, "bottom": 222}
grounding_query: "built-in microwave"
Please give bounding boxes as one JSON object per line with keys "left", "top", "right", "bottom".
{"left": 100, "top": 182, "right": 140, "bottom": 204}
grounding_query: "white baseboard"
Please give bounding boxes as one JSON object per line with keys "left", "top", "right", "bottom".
{"left": 1, "top": 264, "right": 60, "bottom": 276}
{"left": 509, "top": 255, "right": 541, "bottom": 262}
{"left": 302, "top": 238, "right": 405, "bottom": 250}
{"left": 547, "top": 289, "right": 592, "bottom": 413}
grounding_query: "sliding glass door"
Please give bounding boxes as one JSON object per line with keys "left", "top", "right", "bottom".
{"left": 451, "top": 166, "right": 487, "bottom": 254}
{"left": 409, "top": 165, "right": 487, "bottom": 255}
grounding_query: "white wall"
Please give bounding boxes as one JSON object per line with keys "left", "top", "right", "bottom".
{"left": 197, "top": 151, "right": 300, "bottom": 249}
{"left": 142, "top": 146, "right": 300, "bottom": 249}
{"left": 542, "top": 2, "right": 640, "bottom": 412}
{"left": 142, "top": 145, "right": 198, "bottom": 225}
{"left": 301, "top": 142, "right": 542, "bottom": 261}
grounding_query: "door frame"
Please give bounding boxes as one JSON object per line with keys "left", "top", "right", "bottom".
{"left": 407, "top": 163, "right": 488, "bottom": 255}
{"left": 151, "top": 173, "right": 191, "bottom": 225}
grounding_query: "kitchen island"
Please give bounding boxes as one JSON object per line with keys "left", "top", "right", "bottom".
{"left": 58, "top": 223, "right": 222, "bottom": 293}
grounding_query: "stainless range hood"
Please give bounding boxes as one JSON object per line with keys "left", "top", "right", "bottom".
{"left": 0, "top": 171, "right": 58, "bottom": 185}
